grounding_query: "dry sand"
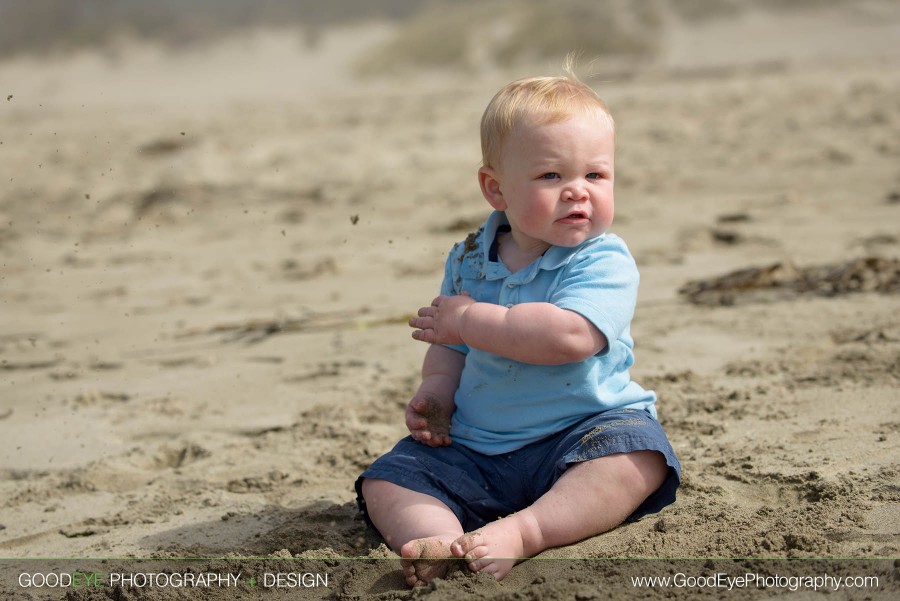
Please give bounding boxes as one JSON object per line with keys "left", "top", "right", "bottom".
{"left": 1, "top": 4, "right": 899, "bottom": 600}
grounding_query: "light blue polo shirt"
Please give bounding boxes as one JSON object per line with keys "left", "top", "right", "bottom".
{"left": 441, "top": 211, "right": 656, "bottom": 455}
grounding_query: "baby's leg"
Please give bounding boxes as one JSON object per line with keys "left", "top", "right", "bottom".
{"left": 361, "top": 478, "right": 464, "bottom": 587}
{"left": 451, "top": 450, "right": 667, "bottom": 580}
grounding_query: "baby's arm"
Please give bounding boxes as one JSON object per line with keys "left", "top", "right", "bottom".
{"left": 410, "top": 295, "right": 606, "bottom": 365}
{"left": 405, "top": 343, "right": 465, "bottom": 447}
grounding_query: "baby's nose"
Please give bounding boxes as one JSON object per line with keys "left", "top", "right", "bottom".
{"left": 563, "top": 182, "right": 588, "bottom": 200}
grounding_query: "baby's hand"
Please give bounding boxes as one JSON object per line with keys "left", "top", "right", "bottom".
{"left": 409, "top": 293, "right": 475, "bottom": 345}
{"left": 406, "top": 392, "right": 454, "bottom": 447}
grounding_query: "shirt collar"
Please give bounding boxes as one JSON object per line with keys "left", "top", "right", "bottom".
{"left": 482, "top": 211, "right": 596, "bottom": 275}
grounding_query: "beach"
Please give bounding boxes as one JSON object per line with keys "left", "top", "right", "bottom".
{"left": 1, "top": 1, "right": 898, "bottom": 598}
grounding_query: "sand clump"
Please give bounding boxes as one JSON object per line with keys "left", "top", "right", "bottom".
{"left": 679, "top": 256, "right": 900, "bottom": 306}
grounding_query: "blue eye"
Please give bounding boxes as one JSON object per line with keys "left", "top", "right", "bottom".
{"left": 540, "top": 173, "right": 560, "bottom": 180}
{"left": 586, "top": 172, "right": 602, "bottom": 180}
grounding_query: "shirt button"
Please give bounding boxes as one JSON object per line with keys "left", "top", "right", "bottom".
{"left": 505, "top": 303, "right": 513, "bottom": 308}
{"left": 507, "top": 283, "right": 516, "bottom": 288}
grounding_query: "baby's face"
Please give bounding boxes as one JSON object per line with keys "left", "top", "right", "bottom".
{"left": 492, "top": 112, "right": 615, "bottom": 250}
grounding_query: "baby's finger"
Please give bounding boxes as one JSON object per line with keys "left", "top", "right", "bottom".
{"left": 433, "top": 433, "right": 452, "bottom": 446}
{"left": 411, "top": 397, "right": 435, "bottom": 416}
{"left": 417, "top": 306, "right": 434, "bottom": 318}
{"left": 408, "top": 316, "right": 432, "bottom": 330}
{"left": 411, "top": 329, "right": 435, "bottom": 343}
{"left": 417, "top": 433, "right": 448, "bottom": 448}
{"left": 410, "top": 430, "right": 440, "bottom": 447}
{"left": 406, "top": 406, "right": 426, "bottom": 424}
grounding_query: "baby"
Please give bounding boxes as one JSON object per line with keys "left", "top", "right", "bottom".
{"left": 356, "top": 70, "right": 681, "bottom": 586}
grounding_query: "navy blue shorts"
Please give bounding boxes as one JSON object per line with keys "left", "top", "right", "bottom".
{"left": 355, "top": 408, "right": 681, "bottom": 533}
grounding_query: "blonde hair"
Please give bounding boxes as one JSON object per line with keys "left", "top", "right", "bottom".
{"left": 480, "top": 70, "right": 614, "bottom": 169}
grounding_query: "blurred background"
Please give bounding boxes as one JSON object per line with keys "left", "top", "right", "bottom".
{"left": 1, "top": 0, "right": 896, "bottom": 113}
{"left": 3, "top": 0, "right": 898, "bottom": 76}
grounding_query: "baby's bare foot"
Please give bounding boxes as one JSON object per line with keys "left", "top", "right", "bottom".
{"left": 451, "top": 515, "right": 536, "bottom": 581}
{"left": 399, "top": 536, "right": 456, "bottom": 587}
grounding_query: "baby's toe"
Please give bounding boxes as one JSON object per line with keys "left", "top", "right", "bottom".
{"left": 399, "top": 563, "right": 420, "bottom": 587}
{"left": 463, "top": 545, "right": 489, "bottom": 562}
{"left": 451, "top": 531, "right": 483, "bottom": 556}
{"left": 466, "top": 556, "right": 495, "bottom": 573}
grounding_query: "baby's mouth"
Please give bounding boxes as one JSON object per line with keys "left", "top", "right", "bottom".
{"left": 560, "top": 210, "right": 589, "bottom": 222}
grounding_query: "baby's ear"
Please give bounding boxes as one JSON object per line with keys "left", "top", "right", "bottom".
{"left": 478, "top": 167, "right": 506, "bottom": 210}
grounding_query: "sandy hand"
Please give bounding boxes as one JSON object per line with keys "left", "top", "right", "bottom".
{"left": 406, "top": 393, "right": 454, "bottom": 447}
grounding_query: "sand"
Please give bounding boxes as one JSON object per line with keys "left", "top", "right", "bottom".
{"left": 1, "top": 4, "right": 898, "bottom": 600}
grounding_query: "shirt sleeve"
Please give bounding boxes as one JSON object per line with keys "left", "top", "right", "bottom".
{"left": 547, "top": 237, "right": 639, "bottom": 354}
{"left": 438, "top": 241, "right": 470, "bottom": 355}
